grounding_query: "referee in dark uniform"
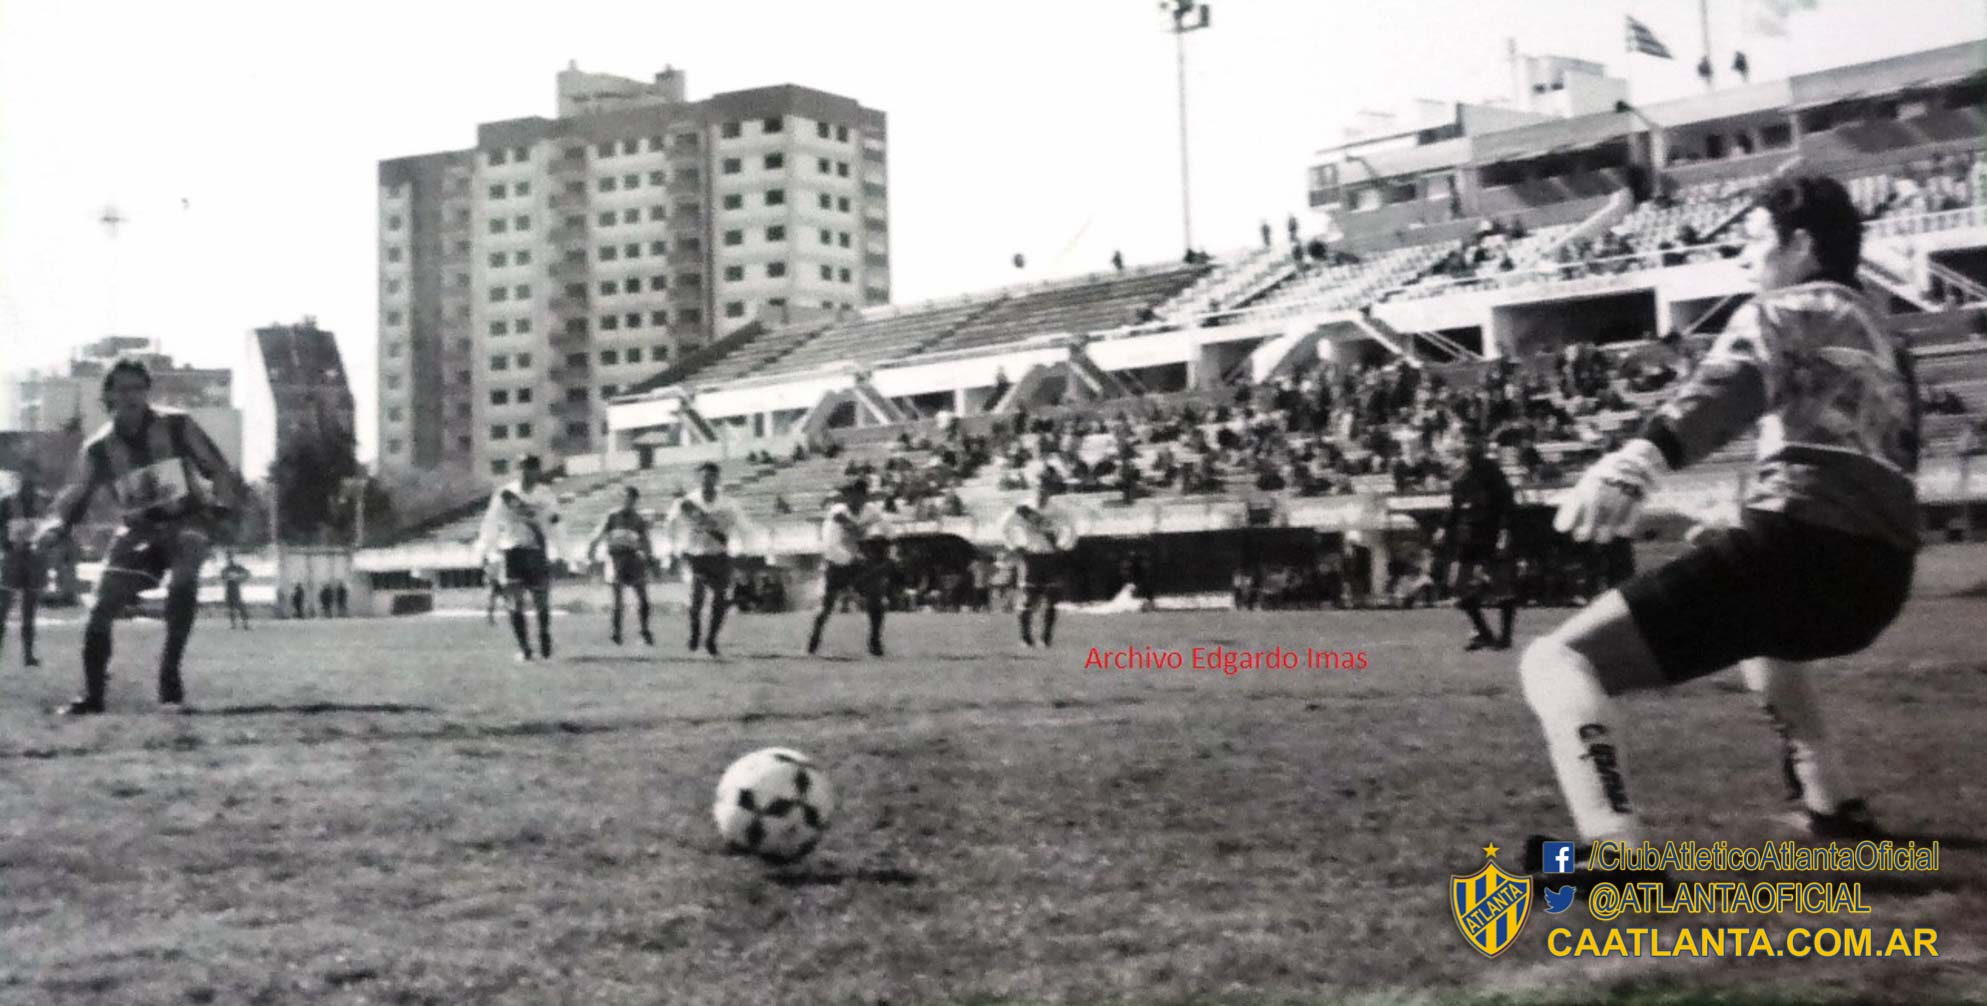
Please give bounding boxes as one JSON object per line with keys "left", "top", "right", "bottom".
{"left": 1444, "top": 429, "right": 1519, "bottom": 651}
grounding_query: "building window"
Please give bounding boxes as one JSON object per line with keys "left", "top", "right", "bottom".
{"left": 649, "top": 205, "right": 667, "bottom": 221}
{"left": 836, "top": 161, "right": 850, "bottom": 177}
{"left": 723, "top": 230, "right": 743, "bottom": 246}
{"left": 624, "top": 242, "right": 641, "bottom": 258}
{"left": 766, "top": 261, "right": 787, "bottom": 278}
{"left": 722, "top": 157, "right": 742, "bottom": 175}
{"left": 513, "top": 146, "right": 529, "bottom": 162}
{"left": 678, "top": 272, "right": 702, "bottom": 288}
{"left": 675, "top": 167, "right": 699, "bottom": 184}
{"left": 566, "top": 318, "right": 588, "bottom": 335}
{"left": 600, "top": 280, "right": 617, "bottom": 295}
{"left": 721, "top": 121, "right": 741, "bottom": 139}
{"left": 601, "top": 314, "right": 620, "bottom": 330}
{"left": 766, "top": 225, "right": 786, "bottom": 241}
{"left": 762, "top": 116, "right": 783, "bottom": 133}
{"left": 566, "top": 387, "right": 587, "bottom": 402}
{"left": 622, "top": 173, "right": 639, "bottom": 190}
{"left": 386, "top": 310, "right": 404, "bottom": 325}
{"left": 386, "top": 279, "right": 402, "bottom": 294}
{"left": 724, "top": 265, "right": 744, "bottom": 281}
{"left": 492, "top": 459, "right": 509, "bottom": 475}
{"left": 490, "top": 320, "right": 509, "bottom": 336}
{"left": 515, "top": 250, "right": 532, "bottom": 265}
{"left": 837, "top": 196, "right": 851, "bottom": 212}
{"left": 490, "top": 252, "right": 508, "bottom": 268}
{"left": 675, "top": 132, "right": 699, "bottom": 150}
{"left": 818, "top": 192, "right": 832, "bottom": 209}
{"left": 723, "top": 193, "right": 743, "bottom": 210}
{"left": 838, "top": 232, "right": 851, "bottom": 248}
{"left": 598, "top": 211, "right": 616, "bottom": 226}
{"left": 839, "top": 267, "right": 852, "bottom": 282}
{"left": 764, "top": 153, "right": 785, "bottom": 170}
{"left": 817, "top": 157, "right": 831, "bottom": 173}
{"left": 624, "top": 312, "right": 642, "bottom": 329}
{"left": 489, "top": 184, "right": 506, "bottom": 200}
{"left": 388, "top": 439, "right": 403, "bottom": 454}
{"left": 514, "top": 215, "right": 530, "bottom": 231}
{"left": 386, "top": 247, "right": 403, "bottom": 263}
{"left": 516, "top": 353, "right": 532, "bottom": 367}
{"left": 386, "top": 376, "right": 403, "bottom": 390}
{"left": 567, "top": 422, "right": 589, "bottom": 438}
{"left": 599, "top": 246, "right": 618, "bottom": 261}
{"left": 489, "top": 218, "right": 508, "bottom": 235}
{"left": 649, "top": 275, "right": 667, "bottom": 290}
{"left": 388, "top": 406, "right": 405, "bottom": 421}
{"left": 836, "top": 125, "right": 850, "bottom": 142}
{"left": 492, "top": 425, "right": 509, "bottom": 440}
{"left": 650, "top": 310, "right": 668, "bottom": 326}
{"left": 649, "top": 240, "right": 667, "bottom": 256}
{"left": 487, "top": 149, "right": 507, "bottom": 166}
{"left": 626, "top": 348, "right": 642, "bottom": 363}
{"left": 621, "top": 138, "right": 638, "bottom": 156}
{"left": 648, "top": 170, "right": 665, "bottom": 186}
{"left": 513, "top": 284, "right": 531, "bottom": 299}
{"left": 491, "top": 390, "right": 509, "bottom": 405}
{"left": 648, "top": 135, "right": 664, "bottom": 152}
{"left": 517, "top": 388, "right": 533, "bottom": 404}
{"left": 679, "top": 308, "right": 702, "bottom": 324}
{"left": 820, "top": 264, "right": 833, "bottom": 280}
{"left": 517, "top": 318, "right": 532, "bottom": 334}
{"left": 516, "top": 423, "right": 532, "bottom": 437}
{"left": 387, "top": 342, "right": 404, "bottom": 358}
{"left": 490, "top": 287, "right": 509, "bottom": 303}
{"left": 598, "top": 177, "right": 617, "bottom": 192}
{"left": 387, "top": 214, "right": 403, "bottom": 230}
{"left": 601, "top": 384, "right": 619, "bottom": 397}
{"left": 596, "top": 142, "right": 614, "bottom": 158}
{"left": 601, "top": 349, "right": 620, "bottom": 365}
{"left": 820, "top": 228, "right": 833, "bottom": 245}
{"left": 817, "top": 121, "right": 831, "bottom": 139}
{"left": 490, "top": 356, "right": 509, "bottom": 371}
{"left": 766, "top": 189, "right": 786, "bottom": 206}
{"left": 514, "top": 181, "right": 530, "bottom": 196}
{"left": 725, "top": 301, "right": 746, "bottom": 318}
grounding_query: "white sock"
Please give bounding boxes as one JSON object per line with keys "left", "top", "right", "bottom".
{"left": 1520, "top": 638, "right": 1644, "bottom": 846}
{"left": 1740, "top": 658, "right": 1850, "bottom": 815}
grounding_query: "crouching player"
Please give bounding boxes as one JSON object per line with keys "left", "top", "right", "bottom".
{"left": 1519, "top": 176, "right": 1919, "bottom": 887}
{"left": 36, "top": 359, "right": 248, "bottom": 713}
{"left": 586, "top": 485, "right": 656, "bottom": 646}
{"left": 999, "top": 483, "right": 1078, "bottom": 649}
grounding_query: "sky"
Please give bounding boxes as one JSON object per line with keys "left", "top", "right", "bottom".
{"left": 2, "top": 0, "right": 1981, "bottom": 463}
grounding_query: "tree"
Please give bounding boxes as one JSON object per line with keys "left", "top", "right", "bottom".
{"left": 267, "top": 428, "right": 389, "bottom": 545}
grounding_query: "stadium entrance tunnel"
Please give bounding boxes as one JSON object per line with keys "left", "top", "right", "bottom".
{"left": 1494, "top": 289, "right": 1660, "bottom": 355}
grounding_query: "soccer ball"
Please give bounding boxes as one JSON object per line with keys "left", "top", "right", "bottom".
{"left": 713, "top": 747, "right": 834, "bottom": 863}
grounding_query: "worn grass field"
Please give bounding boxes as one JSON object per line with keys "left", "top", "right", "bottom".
{"left": 2, "top": 556, "right": 1986, "bottom": 1005}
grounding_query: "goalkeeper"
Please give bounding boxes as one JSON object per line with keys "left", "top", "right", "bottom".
{"left": 585, "top": 485, "right": 657, "bottom": 646}
{"left": 997, "top": 483, "right": 1079, "bottom": 649}
{"left": 1521, "top": 175, "right": 1920, "bottom": 886}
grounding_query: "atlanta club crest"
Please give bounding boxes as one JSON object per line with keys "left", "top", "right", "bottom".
{"left": 1451, "top": 843, "right": 1532, "bottom": 958}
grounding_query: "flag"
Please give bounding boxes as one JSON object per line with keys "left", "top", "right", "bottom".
{"left": 1732, "top": 51, "right": 1751, "bottom": 81}
{"left": 1747, "top": 0, "right": 1818, "bottom": 38}
{"left": 1625, "top": 16, "right": 1673, "bottom": 59}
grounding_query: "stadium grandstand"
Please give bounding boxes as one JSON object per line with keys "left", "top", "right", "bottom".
{"left": 369, "top": 39, "right": 1987, "bottom": 610}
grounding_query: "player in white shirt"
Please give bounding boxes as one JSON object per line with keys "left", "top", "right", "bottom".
{"left": 474, "top": 455, "right": 564, "bottom": 662}
{"left": 807, "top": 479, "right": 893, "bottom": 658}
{"left": 663, "top": 462, "right": 745, "bottom": 657}
{"left": 998, "top": 484, "right": 1079, "bottom": 649}
{"left": 585, "top": 485, "right": 657, "bottom": 647}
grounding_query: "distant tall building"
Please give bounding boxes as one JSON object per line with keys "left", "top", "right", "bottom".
{"left": 4, "top": 336, "right": 243, "bottom": 473}
{"left": 238, "top": 318, "right": 357, "bottom": 478}
{"left": 376, "top": 62, "right": 891, "bottom": 477}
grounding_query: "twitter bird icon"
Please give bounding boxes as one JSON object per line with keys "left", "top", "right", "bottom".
{"left": 1542, "top": 886, "right": 1576, "bottom": 914}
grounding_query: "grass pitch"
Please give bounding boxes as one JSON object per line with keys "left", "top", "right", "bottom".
{"left": 2, "top": 571, "right": 1985, "bottom": 1004}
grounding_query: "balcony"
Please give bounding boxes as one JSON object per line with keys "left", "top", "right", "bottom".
{"left": 548, "top": 191, "right": 587, "bottom": 212}
{"left": 551, "top": 327, "right": 588, "bottom": 349}
{"left": 549, "top": 295, "right": 588, "bottom": 315}
{"left": 551, "top": 396, "right": 591, "bottom": 417}
{"left": 550, "top": 256, "right": 589, "bottom": 279}
{"left": 551, "top": 153, "right": 587, "bottom": 177}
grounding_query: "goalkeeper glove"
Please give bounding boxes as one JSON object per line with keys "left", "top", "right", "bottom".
{"left": 1553, "top": 439, "right": 1668, "bottom": 544}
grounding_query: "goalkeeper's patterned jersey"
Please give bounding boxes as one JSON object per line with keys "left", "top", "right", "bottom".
{"left": 1641, "top": 281, "right": 1920, "bottom": 552}
{"left": 595, "top": 508, "right": 652, "bottom": 555}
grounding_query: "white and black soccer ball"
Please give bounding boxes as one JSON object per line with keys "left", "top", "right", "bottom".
{"left": 713, "top": 747, "right": 834, "bottom": 863}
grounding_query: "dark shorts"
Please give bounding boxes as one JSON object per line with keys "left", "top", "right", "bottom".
{"left": 1019, "top": 552, "right": 1066, "bottom": 596}
{"left": 608, "top": 549, "right": 650, "bottom": 586}
{"left": 683, "top": 553, "right": 732, "bottom": 592}
{"left": 823, "top": 560, "right": 889, "bottom": 598}
{"left": 503, "top": 547, "right": 551, "bottom": 590}
{"left": 1621, "top": 509, "right": 1915, "bottom": 683}
{"left": 1450, "top": 542, "right": 1512, "bottom": 602}
{"left": 1, "top": 549, "right": 35, "bottom": 593}
{"left": 103, "top": 519, "right": 214, "bottom": 588}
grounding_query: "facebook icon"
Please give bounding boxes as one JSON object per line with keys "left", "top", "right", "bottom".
{"left": 1543, "top": 841, "right": 1577, "bottom": 874}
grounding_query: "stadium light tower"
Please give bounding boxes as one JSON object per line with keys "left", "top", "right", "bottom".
{"left": 1163, "top": 0, "right": 1211, "bottom": 254}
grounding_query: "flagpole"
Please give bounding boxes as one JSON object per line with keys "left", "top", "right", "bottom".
{"left": 1699, "top": 0, "right": 1714, "bottom": 90}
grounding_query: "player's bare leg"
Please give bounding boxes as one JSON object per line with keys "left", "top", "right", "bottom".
{"left": 704, "top": 584, "right": 728, "bottom": 657}
{"left": 687, "top": 577, "right": 706, "bottom": 652}
{"left": 506, "top": 585, "right": 533, "bottom": 660}
{"left": 1741, "top": 657, "right": 1878, "bottom": 837}
{"left": 806, "top": 585, "right": 838, "bottom": 655}
{"left": 864, "top": 585, "right": 886, "bottom": 658}
{"left": 628, "top": 581, "right": 653, "bottom": 644}
{"left": 532, "top": 587, "right": 553, "bottom": 659}
{"left": 1041, "top": 592, "right": 1058, "bottom": 648}
{"left": 609, "top": 583, "right": 626, "bottom": 645}
{"left": 67, "top": 574, "right": 146, "bottom": 714}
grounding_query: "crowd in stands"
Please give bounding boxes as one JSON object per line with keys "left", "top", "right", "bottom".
{"left": 1859, "top": 150, "right": 1986, "bottom": 220}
